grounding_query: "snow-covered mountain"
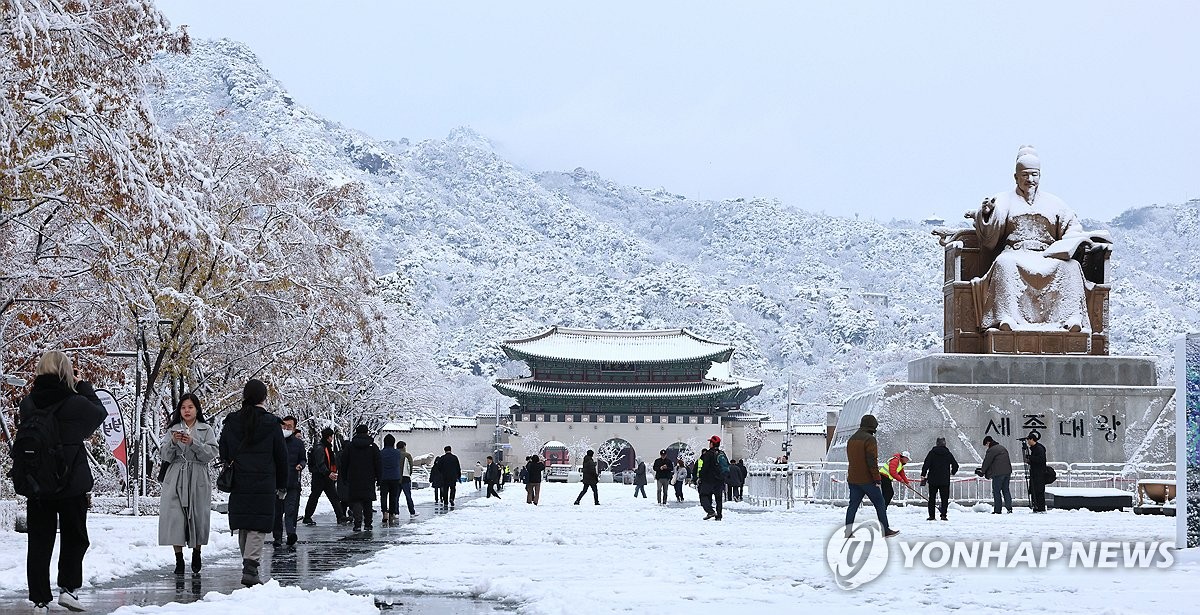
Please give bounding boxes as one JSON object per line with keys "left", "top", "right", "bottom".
{"left": 149, "top": 39, "right": 1200, "bottom": 419}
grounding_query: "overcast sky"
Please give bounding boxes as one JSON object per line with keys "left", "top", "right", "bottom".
{"left": 157, "top": 1, "right": 1198, "bottom": 222}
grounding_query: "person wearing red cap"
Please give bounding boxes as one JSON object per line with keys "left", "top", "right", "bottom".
{"left": 695, "top": 435, "right": 730, "bottom": 520}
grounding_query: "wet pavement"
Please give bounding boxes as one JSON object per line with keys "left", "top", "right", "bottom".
{"left": 2, "top": 496, "right": 514, "bottom": 614}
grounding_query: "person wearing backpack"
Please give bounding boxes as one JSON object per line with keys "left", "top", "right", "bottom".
{"left": 218, "top": 379, "right": 287, "bottom": 586}
{"left": 15, "top": 350, "right": 106, "bottom": 612}
{"left": 695, "top": 435, "right": 729, "bottom": 520}
{"left": 1023, "top": 431, "right": 1049, "bottom": 513}
{"left": 158, "top": 393, "right": 219, "bottom": 574}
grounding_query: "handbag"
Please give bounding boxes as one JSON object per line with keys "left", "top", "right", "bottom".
{"left": 216, "top": 460, "right": 235, "bottom": 493}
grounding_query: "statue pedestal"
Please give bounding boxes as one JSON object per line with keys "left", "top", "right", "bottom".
{"left": 827, "top": 353, "right": 1174, "bottom": 478}
{"left": 984, "top": 330, "right": 1090, "bottom": 354}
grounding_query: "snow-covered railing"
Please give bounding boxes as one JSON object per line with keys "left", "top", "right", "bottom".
{"left": 744, "top": 461, "right": 1175, "bottom": 509}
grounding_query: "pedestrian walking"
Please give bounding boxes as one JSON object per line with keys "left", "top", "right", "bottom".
{"left": 397, "top": 440, "right": 418, "bottom": 516}
{"left": 218, "top": 379, "right": 288, "bottom": 586}
{"left": 672, "top": 458, "right": 687, "bottom": 502}
{"left": 438, "top": 446, "right": 462, "bottom": 509}
{"left": 574, "top": 450, "right": 600, "bottom": 505}
{"left": 302, "top": 427, "right": 348, "bottom": 525}
{"left": 475, "top": 461, "right": 484, "bottom": 490}
{"left": 652, "top": 450, "right": 672, "bottom": 505}
{"left": 919, "top": 437, "right": 959, "bottom": 521}
{"left": 272, "top": 415, "right": 305, "bottom": 547}
{"left": 977, "top": 436, "right": 1013, "bottom": 514}
{"left": 379, "top": 435, "right": 402, "bottom": 525}
{"left": 525, "top": 454, "right": 545, "bottom": 505}
{"left": 734, "top": 460, "right": 748, "bottom": 501}
{"left": 18, "top": 351, "right": 107, "bottom": 612}
{"left": 159, "top": 393, "right": 219, "bottom": 574}
{"left": 633, "top": 458, "right": 648, "bottom": 498}
{"left": 724, "top": 457, "right": 746, "bottom": 502}
{"left": 879, "top": 451, "right": 913, "bottom": 506}
{"left": 1024, "top": 431, "right": 1048, "bottom": 512}
{"left": 484, "top": 455, "right": 502, "bottom": 499}
{"left": 339, "top": 424, "right": 382, "bottom": 531}
{"left": 430, "top": 451, "right": 445, "bottom": 505}
{"left": 696, "top": 435, "right": 729, "bottom": 520}
{"left": 844, "top": 414, "right": 899, "bottom": 538}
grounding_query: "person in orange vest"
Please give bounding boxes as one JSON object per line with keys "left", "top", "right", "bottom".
{"left": 879, "top": 451, "right": 913, "bottom": 506}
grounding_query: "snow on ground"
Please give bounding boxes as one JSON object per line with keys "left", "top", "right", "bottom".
{"left": 0, "top": 509, "right": 239, "bottom": 594}
{"left": 328, "top": 482, "right": 1199, "bottom": 615}
{"left": 109, "top": 580, "right": 378, "bottom": 614}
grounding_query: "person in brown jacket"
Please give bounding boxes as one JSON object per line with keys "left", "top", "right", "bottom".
{"left": 844, "top": 414, "right": 898, "bottom": 538}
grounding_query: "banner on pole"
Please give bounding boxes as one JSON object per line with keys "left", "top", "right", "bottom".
{"left": 95, "top": 389, "right": 128, "bottom": 487}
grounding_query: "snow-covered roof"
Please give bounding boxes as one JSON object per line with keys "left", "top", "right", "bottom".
{"left": 494, "top": 377, "right": 742, "bottom": 400}
{"left": 761, "top": 422, "right": 827, "bottom": 435}
{"left": 500, "top": 326, "right": 735, "bottom": 364}
{"left": 380, "top": 419, "right": 444, "bottom": 431}
{"left": 446, "top": 416, "right": 478, "bottom": 428}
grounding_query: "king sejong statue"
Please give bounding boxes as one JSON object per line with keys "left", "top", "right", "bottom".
{"left": 965, "top": 146, "right": 1111, "bottom": 333}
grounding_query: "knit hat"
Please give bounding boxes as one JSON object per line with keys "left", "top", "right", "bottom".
{"left": 935, "top": 437, "right": 946, "bottom": 447}
{"left": 982, "top": 436, "right": 996, "bottom": 446}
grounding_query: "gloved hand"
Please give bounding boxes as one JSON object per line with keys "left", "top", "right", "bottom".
{"left": 919, "top": 478, "right": 927, "bottom": 487}
{"left": 276, "top": 488, "right": 286, "bottom": 500}
{"left": 974, "top": 468, "right": 985, "bottom": 477}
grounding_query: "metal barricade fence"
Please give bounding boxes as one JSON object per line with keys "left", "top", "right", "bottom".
{"left": 744, "top": 460, "right": 1175, "bottom": 509}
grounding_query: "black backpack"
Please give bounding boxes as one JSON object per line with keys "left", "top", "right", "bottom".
{"left": 1043, "top": 466, "right": 1057, "bottom": 485}
{"left": 8, "top": 399, "right": 73, "bottom": 499}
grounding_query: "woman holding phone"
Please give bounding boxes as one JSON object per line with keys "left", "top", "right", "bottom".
{"left": 158, "top": 393, "right": 219, "bottom": 574}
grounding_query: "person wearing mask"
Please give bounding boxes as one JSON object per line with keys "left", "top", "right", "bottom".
{"left": 218, "top": 379, "right": 287, "bottom": 586}
{"left": 632, "top": 458, "right": 648, "bottom": 498}
{"left": 919, "top": 437, "right": 959, "bottom": 521}
{"left": 978, "top": 436, "right": 1014, "bottom": 514}
{"left": 159, "top": 393, "right": 219, "bottom": 574}
{"left": 339, "top": 424, "right": 382, "bottom": 531}
{"left": 695, "top": 436, "right": 729, "bottom": 520}
{"left": 672, "top": 458, "right": 688, "bottom": 502}
{"left": 397, "top": 441, "right": 418, "bottom": 516}
{"left": 652, "top": 450, "right": 673, "bottom": 505}
{"left": 438, "top": 445, "right": 462, "bottom": 509}
{"left": 378, "top": 435, "right": 402, "bottom": 525}
{"left": 484, "top": 455, "right": 502, "bottom": 499}
{"left": 844, "top": 414, "right": 899, "bottom": 538}
{"left": 272, "top": 416, "right": 305, "bottom": 547}
{"left": 574, "top": 450, "right": 600, "bottom": 505}
{"left": 525, "top": 454, "right": 545, "bottom": 505}
{"left": 302, "top": 427, "right": 348, "bottom": 526}
{"left": 1024, "top": 431, "right": 1048, "bottom": 513}
{"left": 18, "top": 351, "right": 107, "bottom": 612}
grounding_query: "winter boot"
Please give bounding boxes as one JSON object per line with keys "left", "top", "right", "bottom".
{"left": 240, "top": 559, "right": 261, "bottom": 587}
{"left": 191, "top": 548, "right": 202, "bottom": 573}
{"left": 174, "top": 551, "right": 185, "bottom": 575}
{"left": 286, "top": 533, "right": 298, "bottom": 547}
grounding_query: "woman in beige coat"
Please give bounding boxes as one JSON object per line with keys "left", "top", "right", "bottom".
{"left": 158, "top": 393, "right": 219, "bottom": 574}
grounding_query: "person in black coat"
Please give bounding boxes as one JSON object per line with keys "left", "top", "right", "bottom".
{"left": 919, "top": 437, "right": 960, "bottom": 521}
{"left": 574, "top": 450, "right": 600, "bottom": 505}
{"left": 524, "top": 454, "right": 545, "bottom": 504}
{"left": 430, "top": 452, "right": 445, "bottom": 505}
{"left": 272, "top": 416, "right": 306, "bottom": 547}
{"left": 1024, "top": 431, "right": 1048, "bottom": 512}
{"left": 484, "top": 455, "right": 502, "bottom": 499}
{"left": 437, "top": 445, "right": 462, "bottom": 508}
{"left": 19, "top": 351, "right": 107, "bottom": 611}
{"left": 218, "top": 379, "right": 287, "bottom": 586}
{"left": 302, "top": 427, "right": 348, "bottom": 525}
{"left": 338, "top": 424, "right": 382, "bottom": 531}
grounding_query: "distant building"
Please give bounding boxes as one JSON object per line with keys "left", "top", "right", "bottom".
{"left": 923, "top": 213, "right": 946, "bottom": 226}
{"left": 495, "top": 327, "right": 763, "bottom": 470}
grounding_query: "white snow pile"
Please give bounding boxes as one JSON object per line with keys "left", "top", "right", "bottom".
{"left": 109, "top": 580, "right": 378, "bottom": 614}
{"left": 0, "top": 511, "right": 239, "bottom": 594}
{"left": 328, "top": 482, "right": 1199, "bottom": 615}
